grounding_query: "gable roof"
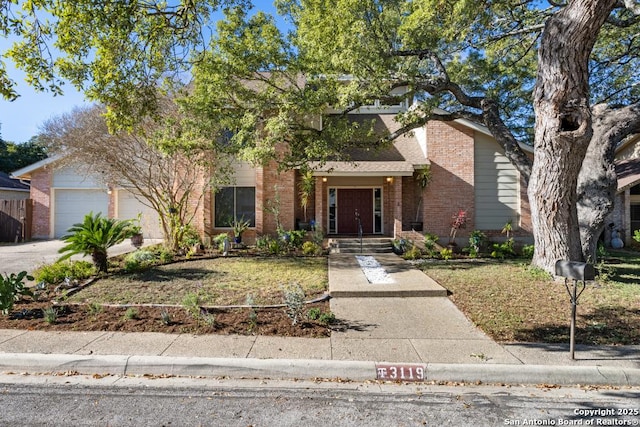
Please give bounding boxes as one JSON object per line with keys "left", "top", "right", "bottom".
{"left": 10, "top": 156, "right": 60, "bottom": 180}
{"left": 616, "top": 158, "right": 640, "bottom": 192}
{"left": 0, "top": 171, "right": 30, "bottom": 191}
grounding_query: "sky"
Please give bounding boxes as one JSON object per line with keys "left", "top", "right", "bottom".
{"left": 0, "top": 68, "right": 89, "bottom": 144}
{"left": 0, "top": 2, "right": 287, "bottom": 145}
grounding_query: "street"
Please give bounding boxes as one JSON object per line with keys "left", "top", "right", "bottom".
{"left": 0, "top": 374, "right": 639, "bottom": 426}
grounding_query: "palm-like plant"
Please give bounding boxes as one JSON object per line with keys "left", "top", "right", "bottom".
{"left": 58, "top": 212, "right": 134, "bottom": 273}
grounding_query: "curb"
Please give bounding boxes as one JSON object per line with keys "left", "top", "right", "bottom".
{"left": 1, "top": 353, "right": 640, "bottom": 386}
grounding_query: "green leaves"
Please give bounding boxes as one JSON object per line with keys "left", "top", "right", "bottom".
{"left": 58, "top": 212, "right": 135, "bottom": 272}
{"left": 0, "top": 271, "right": 34, "bottom": 315}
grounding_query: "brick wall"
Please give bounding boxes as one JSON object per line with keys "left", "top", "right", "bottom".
{"left": 422, "top": 121, "right": 475, "bottom": 240}
{"left": 259, "top": 163, "right": 296, "bottom": 234}
{"left": 29, "top": 168, "right": 52, "bottom": 239}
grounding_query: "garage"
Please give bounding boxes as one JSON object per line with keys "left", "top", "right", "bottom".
{"left": 53, "top": 189, "right": 109, "bottom": 238}
{"left": 116, "top": 189, "right": 163, "bottom": 238}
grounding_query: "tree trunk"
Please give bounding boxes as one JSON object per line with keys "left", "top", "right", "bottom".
{"left": 577, "top": 103, "right": 640, "bottom": 262}
{"left": 529, "top": 0, "right": 615, "bottom": 273}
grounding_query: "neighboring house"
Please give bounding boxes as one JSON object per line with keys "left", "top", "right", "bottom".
{"left": 11, "top": 104, "right": 533, "bottom": 245}
{"left": 11, "top": 157, "right": 162, "bottom": 239}
{"left": 0, "top": 171, "right": 30, "bottom": 200}
{"left": 608, "top": 135, "right": 640, "bottom": 245}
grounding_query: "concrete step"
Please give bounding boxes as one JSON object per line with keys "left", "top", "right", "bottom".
{"left": 329, "top": 238, "right": 393, "bottom": 254}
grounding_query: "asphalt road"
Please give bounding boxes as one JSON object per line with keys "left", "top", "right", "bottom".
{"left": 0, "top": 374, "right": 639, "bottom": 426}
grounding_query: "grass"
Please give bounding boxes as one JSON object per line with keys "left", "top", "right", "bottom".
{"left": 68, "top": 256, "right": 328, "bottom": 306}
{"left": 417, "top": 250, "right": 640, "bottom": 345}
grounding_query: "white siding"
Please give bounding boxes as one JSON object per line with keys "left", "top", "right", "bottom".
{"left": 53, "top": 165, "right": 104, "bottom": 188}
{"left": 474, "top": 134, "right": 520, "bottom": 230}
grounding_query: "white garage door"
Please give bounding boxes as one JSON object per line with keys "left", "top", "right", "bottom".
{"left": 117, "top": 190, "right": 163, "bottom": 238}
{"left": 54, "top": 189, "right": 109, "bottom": 238}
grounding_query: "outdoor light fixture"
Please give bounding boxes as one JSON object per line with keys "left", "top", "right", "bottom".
{"left": 386, "top": 177, "right": 393, "bottom": 183}
{"left": 322, "top": 177, "right": 327, "bottom": 182}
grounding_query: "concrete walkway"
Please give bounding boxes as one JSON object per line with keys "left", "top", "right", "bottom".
{"left": 0, "top": 250, "right": 639, "bottom": 386}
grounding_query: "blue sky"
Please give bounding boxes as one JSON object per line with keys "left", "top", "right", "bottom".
{"left": 0, "top": 2, "right": 287, "bottom": 144}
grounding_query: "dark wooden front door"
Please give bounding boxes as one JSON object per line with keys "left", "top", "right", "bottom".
{"left": 337, "top": 189, "right": 373, "bottom": 234}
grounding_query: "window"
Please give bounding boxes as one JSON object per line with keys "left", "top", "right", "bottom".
{"left": 215, "top": 187, "right": 255, "bottom": 227}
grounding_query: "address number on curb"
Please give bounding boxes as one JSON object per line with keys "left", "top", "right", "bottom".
{"left": 376, "top": 363, "right": 427, "bottom": 382}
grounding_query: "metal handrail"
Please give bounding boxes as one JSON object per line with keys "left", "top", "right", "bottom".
{"left": 355, "top": 210, "right": 363, "bottom": 253}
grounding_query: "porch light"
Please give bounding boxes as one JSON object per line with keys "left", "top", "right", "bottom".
{"left": 386, "top": 177, "right": 393, "bottom": 183}
{"left": 322, "top": 177, "right": 327, "bottom": 182}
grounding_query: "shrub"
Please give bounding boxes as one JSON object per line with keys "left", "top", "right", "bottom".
{"left": 307, "top": 307, "right": 322, "bottom": 320}
{"left": 124, "top": 250, "right": 157, "bottom": 271}
{"left": 160, "top": 309, "right": 172, "bottom": 325}
{"left": 440, "top": 248, "right": 453, "bottom": 260}
{"left": 182, "top": 292, "right": 201, "bottom": 319}
{"left": 402, "top": 244, "right": 422, "bottom": 260}
{"left": 180, "top": 223, "right": 202, "bottom": 251}
{"left": 159, "top": 248, "right": 174, "bottom": 263}
{"left": 634, "top": 229, "right": 640, "bottom": 244}
{"left": 302, "top": 241, "right": 322, "bottom": 256}
{"left": 521, "top": 244, "right": 535, "bottom": 259}
{"left": 58, "top": 212, "right": 134, "bottom": 272}
{"left": 467, "top": 230, "right": 487, "bottom": 258}
{"left": 490, "top": 238, "right": 516, "bottom": 259}
{"left": 123, "top": 307, "right": 139, "bottom": 320}
{"left": 0, "top": 271, "right": 34, "bottom": 315}
{"left": 282, "top": 283, "right": 306, "bottom": 326}
{"left": 423, "top": 233, "right": 439, "bottom": 257}
{"left": 43, "top": 307, "right": 58, "bottom": 324}
{"left": 34, "top": 260, "right": 95, "bottom": 285}
{"left": 213, "top": 233, "right": 229, "bottom": 252}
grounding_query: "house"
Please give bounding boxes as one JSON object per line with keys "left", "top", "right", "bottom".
{"left": 12, "top": 102, "right": 533, "bottom": 246}
{"left": 11, "top": 157, "right": 163, "bottom": 239}
{"left": 206, "top": 106, "right": 533, "bottom": 246}
{"left": 608, "top": 135, "right": 640, "bottom": 245}
{"left": 0, "top": 171, "right": 30, "bottom": 200}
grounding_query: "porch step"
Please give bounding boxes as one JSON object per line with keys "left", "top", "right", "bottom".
{"left": 329, "top": 238, "right": 394, "bottom": 254}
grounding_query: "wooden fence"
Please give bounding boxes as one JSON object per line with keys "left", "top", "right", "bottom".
{"left": 0, "top": 199, "right": 32, "bottom": 242}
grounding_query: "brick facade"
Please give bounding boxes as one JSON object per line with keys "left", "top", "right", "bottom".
{"left": 422, "top": 121, "right": 476, "bottom": 241}
{"left": 30, "top": 167, "right": 52, "bottom": 239}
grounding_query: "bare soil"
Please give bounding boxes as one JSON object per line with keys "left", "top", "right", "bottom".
{"left": 0, "top": 299, "right": 332, "bottom": 338}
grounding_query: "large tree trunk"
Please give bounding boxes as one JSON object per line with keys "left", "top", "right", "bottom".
{"left": 529, "top": 0, "right": 615, "bottom": 273}
{"left": 578, "top": 103, "right": 640, "bottom": 262}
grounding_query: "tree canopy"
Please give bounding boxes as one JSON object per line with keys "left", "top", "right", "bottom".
{"left": 3, "top": 1, "right": 640, "bottom": 271}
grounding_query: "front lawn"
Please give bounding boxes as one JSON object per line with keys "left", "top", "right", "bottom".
{"left": 67, "top": 256, "right": 328, "bottom": 306}
{"left": 417, "top": 251, "right": 640, "bottom": 345}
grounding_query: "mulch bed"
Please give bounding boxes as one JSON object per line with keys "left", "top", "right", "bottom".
{"left": 0, "top": 300, "right": 332, "bottom": 338}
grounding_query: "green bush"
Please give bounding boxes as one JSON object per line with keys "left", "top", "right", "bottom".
{"left": 0, "top": 271, "right": 34, "bottom": 315}
{"left": 58, "top": 212, "right": 134, "bottom": 272}
{"left": 213, "top": 233, "right": 229, "bottom": 252}
{"left": 440, "top": 248, "right": 453, "bottom": 260}
{"left": 423, "top": 233, "right": 439, "bottom": 257}
{"left": 124, "top": 250, "right": 157, "bottom": 271}
{"left": 34, "top": 260, "right": 95, "bottom": 285}
{"left": 490, "top": 238, "right": 516, "bottom": 259}
{"left": 521, "top": 244, "right": 535, "bottom": 259}
{"left": 180, "top": 223, "right": 201, "bottom": 251}
{"left": 302, "top": 241, "right": 322, "bottom": 256}
{"left": 402, "top": 244, "right": 422, "bottom": 260}
{"left": 634, "top": 229, "right": 640, "bottom": 244}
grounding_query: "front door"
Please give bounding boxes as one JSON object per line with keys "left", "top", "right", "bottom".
{"left": 336, "top": 189, "right": 373, "bottom": 234}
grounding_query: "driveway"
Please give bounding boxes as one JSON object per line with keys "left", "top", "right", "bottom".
{"left": 0, "top": 239, "right": 163, "bottom": 276}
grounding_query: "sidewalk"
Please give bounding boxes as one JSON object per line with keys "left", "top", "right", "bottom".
{"left": 1, "top": 252, "right": 639, "bottom": 386}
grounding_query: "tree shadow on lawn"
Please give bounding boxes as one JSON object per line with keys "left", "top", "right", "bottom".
{"left": 513, "top": 306, "right": 640, "bottom": 346}
{"left": 123, "top": 267, "right": 228, "bottom": 283}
